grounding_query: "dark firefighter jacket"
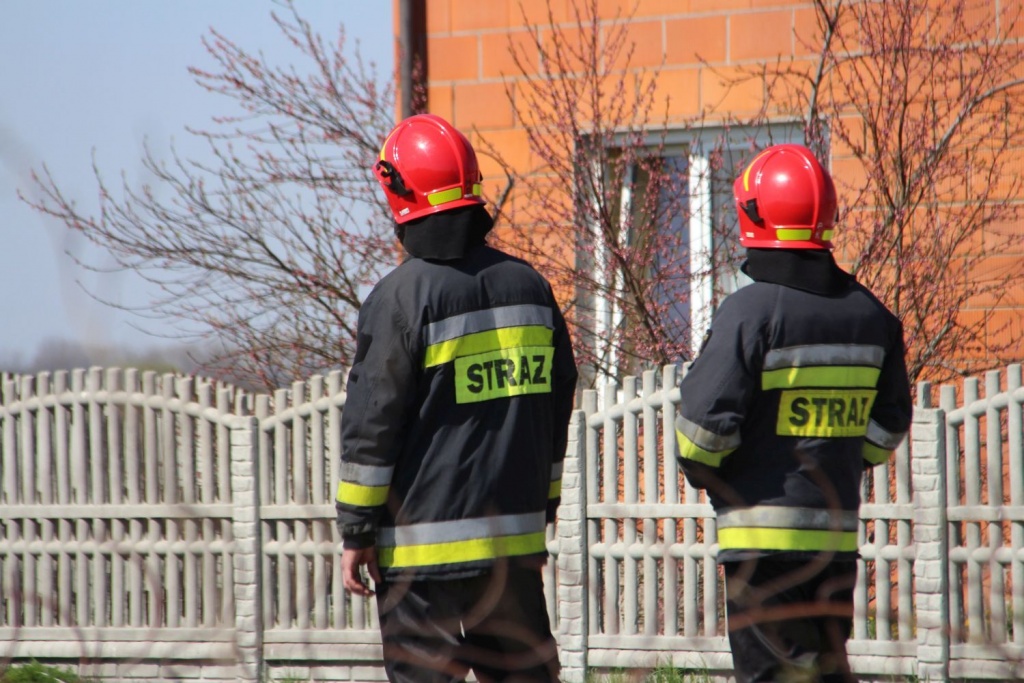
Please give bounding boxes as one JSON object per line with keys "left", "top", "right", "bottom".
{"left": 675, "top": 248, "right": 912, "bottom": 562}
{"left": 336, "top": 216, "right": 578, "bottom": 580}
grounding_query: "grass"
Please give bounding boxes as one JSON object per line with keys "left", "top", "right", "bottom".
{"left": 586, "top": 664, "right": 714, "bottom": 683}
{"left": 0, "top": 662, "right": 93, "bottom": 683}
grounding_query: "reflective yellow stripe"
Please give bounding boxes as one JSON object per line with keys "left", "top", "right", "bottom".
{"left": 717, "top": 527, "right": 859, "bottom": 552}
{"left": 336, "top": 481, "right": 389, "bottom": 507}
{"left": 677, "top": 430, "right": 732, "bottom": 467}
{"left": 425, "top": 325, "right": 553, "bottom": 367}
{"left": 548, "top": 479, "right": 562, "bottom": 499}
{"left": 427, "top": 187, "right": 464, "bottom": 206}
{"left": 762, "top": 365, "right": 880, "bottom": 390}
{"left": 776, "top": 389, "right": 876, "bottom": 437}
{"left": 777, "top": 228, "right": 813, "bottom": 241}
{"left": 377, "top": 531, "right": 547, "bottom": 568}
{"left": 742, "top": 150, "right": 772, "bottom": 191}
{"left": 863, "top": 442, "right": 892, "bottom": 465}
{"left": 820, "top": 229, "right": 834, "bottom": 242}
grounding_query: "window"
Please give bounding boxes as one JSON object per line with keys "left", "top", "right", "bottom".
{"left": 584, "top": 123, "right": 807, "bottom": 385}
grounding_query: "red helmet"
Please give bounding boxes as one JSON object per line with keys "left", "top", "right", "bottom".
{"left": 373, "top": 114, "right": 485, "bottom": 224}
{"left": 733, "top": 143, "right": 838, "bottom": 249}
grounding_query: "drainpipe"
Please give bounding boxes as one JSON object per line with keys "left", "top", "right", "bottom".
{"left": 398, "top": 0, "right": 426, "bottom": 119}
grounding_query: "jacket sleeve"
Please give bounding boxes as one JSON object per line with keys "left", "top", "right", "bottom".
{"left": 335, "top": 287, "right": 418, "bottom": 548}
{"left": 548, "top": 299, "right": 579, "bottom": 523}
{"left": 863, "top": 321, "right": 913, "bottom": 467}
{"left": 674, "top": 297, "right": 760, "bottom": 491}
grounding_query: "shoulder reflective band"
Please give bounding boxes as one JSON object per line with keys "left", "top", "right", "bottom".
{"left": 763, "top": 366, "right": 881, "bottom": 390}
{"left": 763, "top": 344, "right": 884, "bottom": 390}
{"left": 335, "top": 461, "right": 394, "bottom": 507}
{"left": 777, "top": 389, "right": 877, "bottom": 437}
{"left": 424, "top": 305, "right": 554, "bottom": 367}
{"left": 376, "top": 512, "right": 547, "bottom": 569}
{"left": 455, "top": 346, "right": 553, "bottom": 403}
{"left": 425, "top": 326, "right": 554, "bottom": 368}
{"left": 717, "top": 527, "right": 859, "bottom": 552}
{"left": 716, "top": 506, "right": 860, "bottom": 551}
{"left": 425, "top": 304, "right": 554, "bottom": 347}
{"left": 717, "top": 505, "right": 859, "bottom": 532}
{"left": 765, "top": 344, "right": 886, "bottom": 370}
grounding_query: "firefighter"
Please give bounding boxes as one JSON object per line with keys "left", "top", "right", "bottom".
{"left": 336, "top": 113, "right": 577, "bottom": 683}
{"left": 674, "top": 144, "right": 912, "bottom": 682}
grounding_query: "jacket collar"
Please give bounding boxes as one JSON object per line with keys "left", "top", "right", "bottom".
{"left": 396, "top": 205, "right": 494, "bottom": 261}
{"left": 741, "top": 248, "right": 854, "bottom": 296}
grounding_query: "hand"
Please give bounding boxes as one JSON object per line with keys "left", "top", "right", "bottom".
{"left": 342, "top": 546, "right": 381, "bottom": 597}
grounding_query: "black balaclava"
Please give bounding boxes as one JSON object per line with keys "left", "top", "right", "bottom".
{"left": 741, "top": 247, "right": 854, "bottom": 296}
{"left": 395, "top": 204, "right": 494, "bottom": 261}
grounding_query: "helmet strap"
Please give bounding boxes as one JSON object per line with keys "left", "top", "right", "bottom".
{"left": 740, "top": 199, "right": 763, "bottom": 224}
{"left": 374, "top": 160, "right": 411, "bottom": 196}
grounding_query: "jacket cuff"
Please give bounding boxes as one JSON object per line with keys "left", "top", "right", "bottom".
{"left": 341, "top": 530, "right": 376, "bottom": 550}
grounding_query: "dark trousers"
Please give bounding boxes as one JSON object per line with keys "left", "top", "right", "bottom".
{"left": 724, "top": 558, "right": 858, "bottom": 683}
{"left": 375, "top": 565, "right": 560, "bottom": 683}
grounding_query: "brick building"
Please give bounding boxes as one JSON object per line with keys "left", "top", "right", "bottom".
{"left": 391, "top": 0, "right": 1024, "bottom": 386}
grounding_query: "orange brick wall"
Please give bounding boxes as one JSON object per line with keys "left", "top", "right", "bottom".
{"left": 397, "top": 0, "right": 1024, "bottom": 376}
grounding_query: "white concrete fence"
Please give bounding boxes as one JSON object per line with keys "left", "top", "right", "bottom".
{"left": 0, "top": 364, "right": 1021, "bottom": 682}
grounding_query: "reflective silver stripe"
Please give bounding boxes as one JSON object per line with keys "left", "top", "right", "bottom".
{"left": 550, "top": 461, "right": 563, "bottom": 480}
{"left": 717, "top": 506, "right": 859, "bottom": 532}
{"left": 764, "top": 344, "right": 885, "bottom": 371}
{"left": 424, "top": 304, "right": 553, "bottom": 346}
{"left": 675, "top": 414, "right": 741, "bottom": 453}
{"left": 340, "top": 461, "right": 394, "bottom": 487}
{"left": 377, "top": 511, "right": 547, "bottom": 548}
{"left": 866, "top": 419, "right": 907, "bottom": 449}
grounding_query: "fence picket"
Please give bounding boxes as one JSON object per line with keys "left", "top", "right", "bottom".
{"left": 660, "top": 366, "right": 681, "bottom": 638}
{"left": 601, "top": 380, "right": 619, "bottom": 636}
{"left": 19, "top": 376, "right": 37, "bottom": 628}
{"left": 309, "top": 375, "right": 328, "bottom": 630}
{"left": 37, "top": 372, "right": 54, "bottom": 628}
{"left": 198, "top": 381, "right": 217, "bottom": 628}
{"left": 641, "top": 371, "right": 658, "bottom": 636}
{"left": 1008, "top": 365, "right": 1024, "bottom": 645}
{"left": 143, "top": 371, "right": 161, "bottom": 627}
{"left": 53, "top": 370, "right": 72, "bottom": 627}
{"left": 327, "top": 371, "right": 345, "bottom": 630}
{"left": 963, "top": 378, "right": 985, "bottom": 644}
{"left": 107, "top": 369, "right": 125, "bottom": 629}
{"left": 621, "top": 377, "right": 638, "bottom": 636}
{"left": 985, "top": 371, "right": 1007, "bottom": 644}
{"left": 940, "top": 383, "right": 963, "bottom": 644}
{"left": 217, "top": 384, "right": 235, "bottom": 624}
{"left": 273, "top": 388, "right": 292, "bottom": 629}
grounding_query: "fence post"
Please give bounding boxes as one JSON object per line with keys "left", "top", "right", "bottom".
{"left": 911, "top": 406, "right": 950, "bottom": 681}
{"left": 231, "top": 416, "right": 263, "bottom": 683}
{"left": 557, "top": 409, "right": 589, "bottom": 682}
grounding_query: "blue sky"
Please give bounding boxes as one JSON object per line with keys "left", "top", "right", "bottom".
{"left": 0, "top": 2, "right": 393, "bottom": 369}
